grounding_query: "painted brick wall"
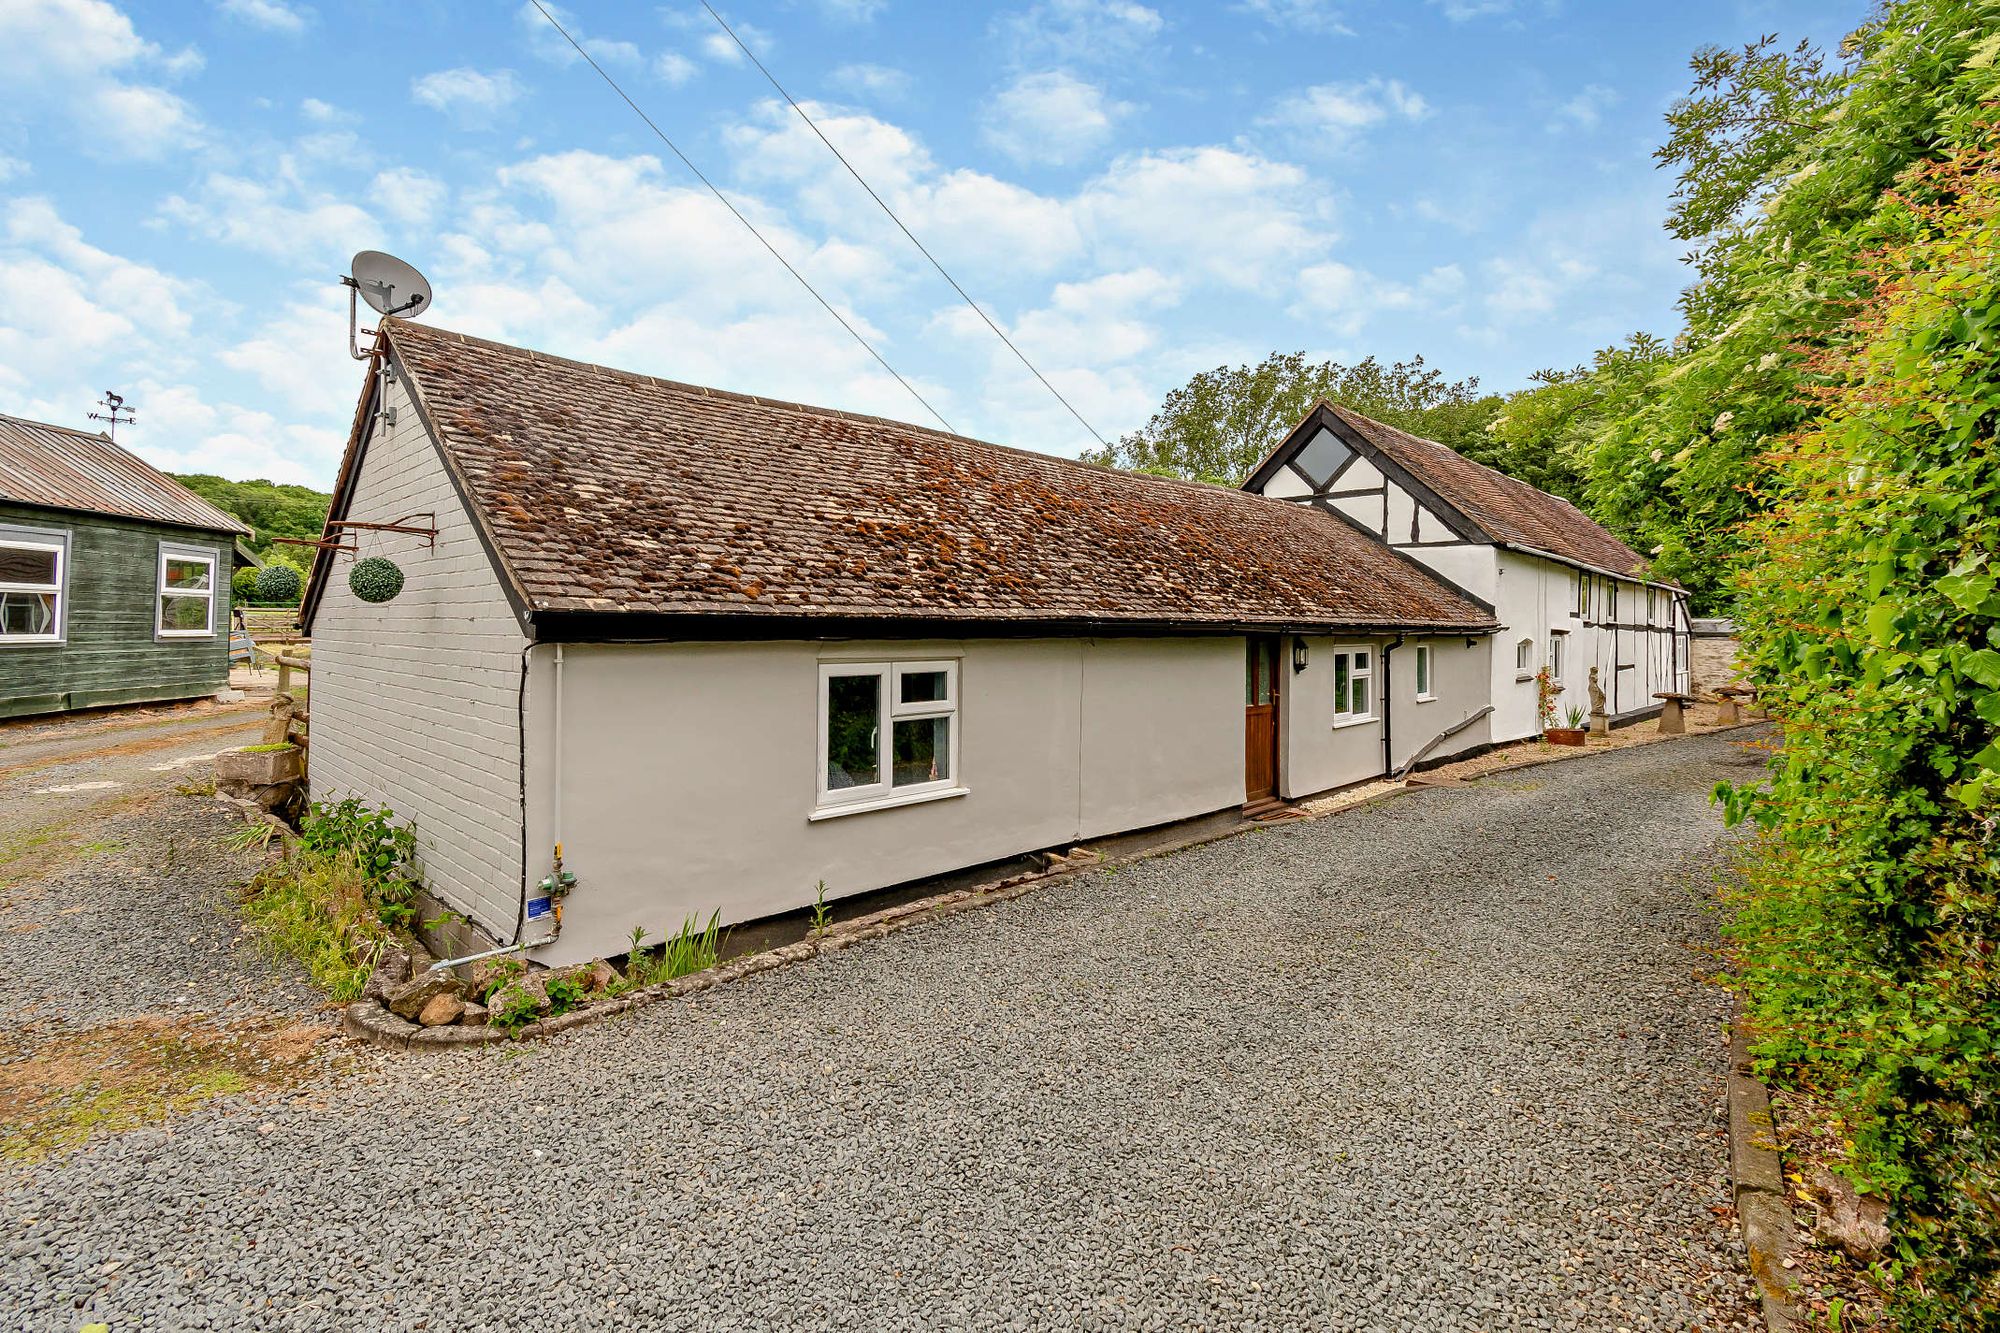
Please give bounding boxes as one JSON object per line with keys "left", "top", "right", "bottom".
{"left": 308, "top": 370, "right": 527, "bottom": 938}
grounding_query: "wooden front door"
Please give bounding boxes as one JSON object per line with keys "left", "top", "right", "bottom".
{"left": 1245, "top": 636, "right": 1281, "bottom": 801}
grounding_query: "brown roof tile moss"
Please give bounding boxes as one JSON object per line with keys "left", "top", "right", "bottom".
{"left": 1322, "top": 404, "right": 1655, "bottom": 580}
{"left": 378, "top": 321, "right": 1498, "bottom": 633}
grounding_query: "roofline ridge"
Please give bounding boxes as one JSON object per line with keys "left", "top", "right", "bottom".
{"left": 382, "top": 317, "right": 1300, "bottom": 511}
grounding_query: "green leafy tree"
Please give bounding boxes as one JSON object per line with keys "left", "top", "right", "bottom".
{"left": 171, "top": 474, "right": 331, "bottom": 563}
{"left": 1087, "top": 352, "right": 1499, "bottom": 485}
{"left": 1723, "top": 136, "right": 2000, "bottom": 1326}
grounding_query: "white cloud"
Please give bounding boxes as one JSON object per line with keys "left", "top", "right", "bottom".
{"left": 1261, "top": 78, "right": 1429, "bottom": 150}
{"left": 1077, "top": 146, "right": 1330, "bottom": 290}
{"left": 0, "top": 0, "right": 204, "bottom": 159}
{"left": 663, "top": 8, "right": 772, "bottom": 64}
{"left": 0, "top": 156, "right": 24, "bottom": 183}
{"left": 1551, "top": 84, "right": 1616, "bottom": 132}
{"left": 517, "top": 2, "right": 640, "bottom": 67}
{"left": 299, "top": 97, "right": 350, "bottom": 124}
{"left": 829, "top": 63, "right": 911, "bottom": 101}
{"left": 655, "top": 51, "right": 698, "bottom": 86}
{"left": 1236, "top": 0, "right": 1351, "bottom": 34}
{"left": 216, "top": 0, "right": 311, "bottom": 34}
{"left": 983, "top": 72, "right": 1131, "bottom": 168}
{"left": 1427, "top": 0, "right": 1513, "bottom": 18}
{"left": 994, "top": 0, "right": 1164, "bottom": 68}
{"left": 411, "top": 67, "right": 526, "bottom": 126}
{"left": 367, "top": 168, "right": 449, "bottom": 228}
{"left": 814, "top": 0, "right": 885, "bottom": 20}
{"left": 159, "top": 174, "right": 381, "bottom": 264}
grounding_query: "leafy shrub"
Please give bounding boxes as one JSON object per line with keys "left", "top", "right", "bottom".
{"left": 239, "top": 800, "right": 422, "bottom": 999}
{"left": 255, "top": 562, "right": 302, "bottom": 605}
{"left": 487, "top": 979, "right": 543, "bottom": 1035}
{"left": 231, "top": 566, "right": 260, "bottom": 601}
{"left": 1721, "top": 135, "right": 2000, "bottom": 1327}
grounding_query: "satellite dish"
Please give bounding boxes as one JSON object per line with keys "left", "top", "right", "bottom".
{"left": 342, "top": 250, "right": 433, "bottom": 360}
{"left": 349, "top": 250, "right": 432, "bottom": 318}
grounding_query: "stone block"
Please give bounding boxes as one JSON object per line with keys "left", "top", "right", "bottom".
{"left": 215, "top": 745, "right": 304, "bottom": 786}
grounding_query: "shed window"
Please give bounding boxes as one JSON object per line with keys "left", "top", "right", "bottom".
{"left": 1333, "top": 647, "right": 1373, "bottom": 724}
{"left": 157, "top": 545, "right": 217, "bottom": 638}
{"left": 1414, "top": 644, "right": 1435, "bottom": 701}
{"left": 0, "top": 533, "right": 64, "bottom": 643}
{"left": 816, "top": 660, "right": 962, "bottom": 816}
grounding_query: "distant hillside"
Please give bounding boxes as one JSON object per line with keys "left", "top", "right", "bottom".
{"left": 170, "top": 474, "right": 330, "bottom": 562}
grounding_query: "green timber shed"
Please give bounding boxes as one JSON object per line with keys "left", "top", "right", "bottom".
{"left": 0, "top": 412, "right": 250, "bottom": 719}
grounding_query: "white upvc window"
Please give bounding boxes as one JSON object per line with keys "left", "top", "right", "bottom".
{"left": 157, "top": 543, "right": 218, "bottom": 638}
{"left": 1413, "top": 644, "right": 1435, "bottom": 702}
{"left": 814, "top": 659, "right": 964, "bottom": 819}
{"left": 1332, "top": 646, "right": 1374, "bottom": 724}
{"left": 1548, "top": 632, "right": 1567, "bottom": 683}
{"left": 0, "top": 529, "right": 66, "bottom": 644}
{"left": 1515, "top": 636, "right": 1535, "bottom": 679}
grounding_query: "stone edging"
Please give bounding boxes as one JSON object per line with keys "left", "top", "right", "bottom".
{"left": 1728, "top": 1005, "right": 1805, "bottom": 1333}
{"left": 341, "top": 724, "right": 1748, "bottom": 1053}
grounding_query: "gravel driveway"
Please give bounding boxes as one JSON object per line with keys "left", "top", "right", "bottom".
{"left": 0, "top": 729, "right": 1766, "bottom": 1332}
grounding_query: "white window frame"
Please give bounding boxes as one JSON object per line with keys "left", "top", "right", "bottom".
{"left": 156, "top": 542, "right": 219, "bottom": 640}
{"left": 1413, "top": 643, "right": 1436, "bottom": 702}
{"left": 1548, "top": 632, "right": 1566, "bottom": 683}
{"left": 1606, "top": 580, "right": 1620, "bottom": 625}
{"left": 1332, "top": 645, "right": 1375, "bottom": 726}
{"left": 812, "top": 658, "right": 965, "bottom": 820}
{"left": 1575, "top": 571, "right": 1589, "bottom": 619}
{"left": 0, "top": 526, "right": 68, "bottom": 645}
{"left": 1515, "top": 636, "right": 1536, "bottom": 680}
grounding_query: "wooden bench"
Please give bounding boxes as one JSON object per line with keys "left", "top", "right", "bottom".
{"left": 1654, "top": 690, "right": 1699, "bottom": 735}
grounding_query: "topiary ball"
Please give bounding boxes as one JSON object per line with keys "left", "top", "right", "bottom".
{"left": 349, "top": 556, "right": 404, "bottom": 604}
{"left": 255, "top": 563, "right": 302, "bottom": 604}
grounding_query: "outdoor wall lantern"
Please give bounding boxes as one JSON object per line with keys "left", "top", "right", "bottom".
{"left": 1292, "top": 637, "right": 1310, "bottom": 673}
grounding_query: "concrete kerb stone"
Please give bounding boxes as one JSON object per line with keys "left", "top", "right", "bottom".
{"left": 1729, "top": 1007, "right": 1806, "bottom": 1333}
{"left": 340, "top": 725, "right": 1746, "bottom": 1054}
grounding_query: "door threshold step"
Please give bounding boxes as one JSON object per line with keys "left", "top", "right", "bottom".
{"left": 1241, "top": 798, "right": 1308, "bottom": 823}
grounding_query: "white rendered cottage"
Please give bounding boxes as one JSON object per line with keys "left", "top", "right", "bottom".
{"left": 302, "top": 322, "right": 1501, "bottom": 966}
{"left": 1244, "top": 403, "right": 1692, "bottom": 744}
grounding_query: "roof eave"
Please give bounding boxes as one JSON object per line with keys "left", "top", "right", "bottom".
{"left": 527, "top": 608, "right": 1500, "bottom": 644}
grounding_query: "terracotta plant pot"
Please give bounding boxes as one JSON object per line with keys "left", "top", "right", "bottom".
{"left": 1543, "top": 727, "right": 1587, "bottom": 747}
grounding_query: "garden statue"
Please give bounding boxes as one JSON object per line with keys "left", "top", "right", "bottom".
{"left": 1588, "top": 667, "right": 1610, "bottom": 735}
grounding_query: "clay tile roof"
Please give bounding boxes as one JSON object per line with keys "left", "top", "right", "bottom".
{"left": 1324, "top": 404, "right": 1656, "bottom": 581}
{"left": 0, "top": 412, "right": 249, "bottom": 535}
{"left": 377, "top": 321, "right": 1498, "bottom": 633}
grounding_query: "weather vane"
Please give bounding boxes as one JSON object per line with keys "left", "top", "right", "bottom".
{"left": 88, "top": 390, "right": 136, "bottom": 440}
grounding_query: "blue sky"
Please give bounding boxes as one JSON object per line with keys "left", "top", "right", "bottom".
{"left": 0, "top": 0, "right": 1853, "bottom": 487}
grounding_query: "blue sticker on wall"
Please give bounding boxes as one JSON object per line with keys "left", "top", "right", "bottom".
{"left": 526, "top": 896, "right": 553, "bottom": 921}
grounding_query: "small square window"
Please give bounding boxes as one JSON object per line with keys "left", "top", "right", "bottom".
{"left": 156, "top": 544, "right": 218, "bottom": 639}
{"left": 816, "top": 660, "right": 962, "bottom": 815}
{"left": 1333, "top": 647, "right": 1375, "bottom": 724}
{"left": 0, "top": 529, "right": 65, "bottom": 645}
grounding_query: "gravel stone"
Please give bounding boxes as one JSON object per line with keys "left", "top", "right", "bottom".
{"left": 0, "top": 729, "right": 1769, "bottom": 1331}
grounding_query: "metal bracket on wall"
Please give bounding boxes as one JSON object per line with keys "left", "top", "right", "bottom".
{"left": 323, "top": 512, "right": 438, "bottom": 548}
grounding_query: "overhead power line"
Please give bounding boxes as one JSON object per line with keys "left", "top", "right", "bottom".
{"left": 525, "top": 0, "right": 956, "bottom": 434}
{"left": 699, "top": 1, "right": 1110, "bottom": 451}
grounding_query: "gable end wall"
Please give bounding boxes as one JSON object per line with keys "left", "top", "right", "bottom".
{"left": 308, "top": 373, "right": 527, "bottom": 938}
